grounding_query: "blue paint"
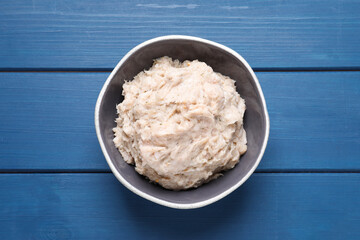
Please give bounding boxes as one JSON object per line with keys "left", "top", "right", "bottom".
{"left": 258, "top": 72, "right": 360, "bottom": 170}
{"left": 0, "top": 0, "right": 360, "bottom": 69}
{"left": 1, "top": 0, "right": 360, "bottom": 238}
{"left": 0, "top": 173, "right": 359, "bottom": 239}
{"left": 0, "top": 72, "right": 359, "bottom": 170}
{"left": 0, "top": 72, "right": 107, "bottom": 170}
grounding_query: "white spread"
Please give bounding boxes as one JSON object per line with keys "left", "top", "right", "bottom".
{"left": 113, "top": 57, "right": 247, "bottom": 190}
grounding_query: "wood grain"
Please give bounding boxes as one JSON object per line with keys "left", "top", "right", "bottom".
{"left": 0, "top": 72, "right": 359, "bottom": 171}
{"left": 0, "top": 0, "right": 359, "bottom": 69}
{"left": 0, "top": 173, "right": 359, "bottom": 239}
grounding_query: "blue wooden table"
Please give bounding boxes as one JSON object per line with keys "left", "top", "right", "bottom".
{"left": 1, "top": 1, "right": 360, "bottom": 239}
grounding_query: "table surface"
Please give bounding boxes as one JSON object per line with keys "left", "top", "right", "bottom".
{"left": 1, "top": 0, "right": 360, "bottom": 239}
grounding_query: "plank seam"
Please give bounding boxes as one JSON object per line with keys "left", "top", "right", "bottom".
{"left": 1, "top": 68, "right": 360, "bottom": 73}
{"left": 0, "top": 170, "right": 359, "bottom": 174}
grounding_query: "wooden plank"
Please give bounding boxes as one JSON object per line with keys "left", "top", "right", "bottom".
{"left": 0, "top": 72, "right": 359, "bottom": 171}
{"left": 0, "top": 173, "right": 359, "bottom": 239}
{"left": 0, "top": 0, "right": 359, "bottom": 69}
{"left": 0, "top": 72, "right": 107, "bottom": 170}
{"left": 259, "top": 72, "right": 360, "bottom": 171}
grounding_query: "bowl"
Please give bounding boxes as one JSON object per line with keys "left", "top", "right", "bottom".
{"left": 95, "top": 35, "right": 269, "bottom": 209}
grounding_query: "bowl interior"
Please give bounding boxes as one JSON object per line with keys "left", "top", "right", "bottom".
{"left": 97, "top": 38, "right": 267, "bottom": 205}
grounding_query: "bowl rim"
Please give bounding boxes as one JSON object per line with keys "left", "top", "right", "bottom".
{"left": 95, "top": 35, "right": 270, "bottom": 209}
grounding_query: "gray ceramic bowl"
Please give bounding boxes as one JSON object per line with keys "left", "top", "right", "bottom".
{"left": 95, "top": 35, "right": 269, "bottom": 209}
